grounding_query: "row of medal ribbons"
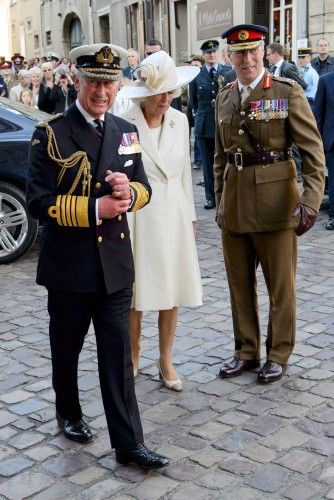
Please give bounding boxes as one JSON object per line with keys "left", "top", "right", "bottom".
{"left": 249, "top": 99, "right": 289, "bottom": 121}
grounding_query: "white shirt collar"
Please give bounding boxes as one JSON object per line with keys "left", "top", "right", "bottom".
{"left": 205, "top": 63, "right": 219, "bottom": 72}
{"left": 237, "top": 68, "right": 265, "bottom": 92}
{"left": 76, "top": 99, "right": 105, "bottom": 124}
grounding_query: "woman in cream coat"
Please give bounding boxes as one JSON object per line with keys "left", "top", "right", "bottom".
{"left": 120, "top": 51, "right": 202, "bottom": 391}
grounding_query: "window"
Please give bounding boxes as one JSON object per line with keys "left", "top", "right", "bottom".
{"left": 46, "top": 30, "right": 52, "bottom": 45}
{"left": 27, "top": 20, "right": 31, "bottom": 31}
{"left": 34, "top": 34, "right": 39, "bottom": 49}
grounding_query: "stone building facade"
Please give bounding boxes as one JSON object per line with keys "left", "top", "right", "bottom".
{"left": 6, "top": 0, "right": 334, "bottom": 63}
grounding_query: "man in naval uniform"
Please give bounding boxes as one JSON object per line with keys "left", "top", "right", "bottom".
{"left": 214, "top": 25, "right": 325, "bottom": 383}
{"left": 189, "top": 39, "right": 231, "bottom": 209}
{"left": 27, "top": 43, "right": 169, "bottom": 469}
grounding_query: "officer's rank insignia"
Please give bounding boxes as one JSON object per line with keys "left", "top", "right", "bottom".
{"left": 249, "top": 99, "right": 288, "bottom": 121}
{"left": 31, "top": 138, "right": 41, "bottom": 146}
{"left": 118, "top": 132, "right": 141, "bottom": 154}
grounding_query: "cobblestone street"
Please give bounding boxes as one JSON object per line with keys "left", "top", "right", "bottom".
{"left": 0, "top": 172, "right": 334, "bottom": 500}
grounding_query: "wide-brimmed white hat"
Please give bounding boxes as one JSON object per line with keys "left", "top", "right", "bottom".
{"left": 118, "top": 51, "right": 200, "bottom": 98}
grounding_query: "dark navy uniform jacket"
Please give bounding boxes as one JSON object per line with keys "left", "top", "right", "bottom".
{"left": 27, "top": 103, "right": 151, "bottom": 295}
{"left": 189, "top": 64, "right": 231, "bottom": 138}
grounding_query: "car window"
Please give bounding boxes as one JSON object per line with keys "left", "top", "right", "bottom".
{"left": 0, "top": 118, "right": 22, "bottom": 134}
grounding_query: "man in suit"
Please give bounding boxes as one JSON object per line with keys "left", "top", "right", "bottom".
{"left": 311, "top": 38, "right": 334, "bottom": 76}
{"left": 26, "top": 43, "right": 169, "bottom": 470}
{"left": 266, "top": 42, "right": 307, "bottom": 89}
{"left": 123, "top": 48, "right": 139, "bottom": 80}
{"left": 189, "top": 39, "right": 231, "bottom": 209}
{"left": 314, "top": 72, "right": 334, "bottom": 230}
{"left": 214, "top": 25, "right": 324, "bottom": 384}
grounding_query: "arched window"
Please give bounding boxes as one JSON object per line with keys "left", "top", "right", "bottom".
{"left": 70, "top": 17, "right": 82, "bottom": 49}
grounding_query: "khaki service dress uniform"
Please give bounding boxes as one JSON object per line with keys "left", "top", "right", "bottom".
{"left": 214, "top": 72, "right": 325, "bottom": 364}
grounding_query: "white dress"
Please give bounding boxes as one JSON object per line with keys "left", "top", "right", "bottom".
{"left": 122, "top": 104, "right": 203, "bottom": 311}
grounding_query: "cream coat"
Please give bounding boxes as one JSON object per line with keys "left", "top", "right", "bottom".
{"left": 122, "top": 104, "right": 203, "bottom": 311}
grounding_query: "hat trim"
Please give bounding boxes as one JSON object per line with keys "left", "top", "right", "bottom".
{"left": 78, "top": 67, "right": 123, "bottom": 80}
{"left": 227, "top": 40, "right": 263, "bottom": 52}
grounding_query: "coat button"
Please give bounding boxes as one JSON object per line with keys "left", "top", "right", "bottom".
{"left": 240, "top": 111, "right": 245, "bottom": 116}
{"left": 118, "top": 215, "right": 122, "bottom": 221}
{"left": 97, "top": 219, "right": 102, "bottom": 226}
{"left": 120, "top": 232, "right": 125, "bottom": 239}
{"left": 98, "top": 236, "right": 103, "bottom": 243}
{"left": 238, "top": 129, "right": 244, "bottom": 135}
{"left": 95, "top": 182, "right": 101, "bottom": 189}
{"left": 219, "top": 119, "right": 223, "bottom": 124}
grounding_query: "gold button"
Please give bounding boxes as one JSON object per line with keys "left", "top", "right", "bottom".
{"left": 240, "top": 111, "right": 245, "bottom": 116}
{"left": 219, "top": 119, "right": 223, "bottom": 124}
{"left": 118, "top": 215, "right": 122, "bottom": 221}
{"left": 238, "top": 129, "right": 244, "bottom": 135}
{"left": 97, "top": 219, "right": 102, "bottom": 226}
{"left": 95, "top": 182, "right": 101, "bottom": 189}
{"left": 98, "top": 236, "right": 103, "bottom": 243}
{"left": 120, "top": 232, "right": 125, "bottom": 239}
{"left": 237, "top": 148, "right": 242, "bottom": 152}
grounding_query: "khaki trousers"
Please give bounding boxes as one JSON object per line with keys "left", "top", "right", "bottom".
{"left": 222, "top": 229, "right": 297, "bottom": 364}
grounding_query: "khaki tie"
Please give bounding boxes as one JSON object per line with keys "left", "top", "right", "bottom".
{"left": 241, "top": 85, "right": 251, "bottom": 105}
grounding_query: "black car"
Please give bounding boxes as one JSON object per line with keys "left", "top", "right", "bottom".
{"left": 0, "top": 97, "right": 50, "bottom": 264}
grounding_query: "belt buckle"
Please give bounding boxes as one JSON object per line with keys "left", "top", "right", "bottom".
{"left": 235, "top": 152, "right": 243, "bottom": 171}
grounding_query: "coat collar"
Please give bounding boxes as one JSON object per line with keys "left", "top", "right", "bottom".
{"left": 123, "top": 103, "right": 171, "bottom": 176}
{"left": 230, "top": 72, "right": 268, "bottom": 109}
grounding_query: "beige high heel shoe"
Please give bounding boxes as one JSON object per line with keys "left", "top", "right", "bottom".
{"left": 157, "top": 360, "right": 182, "bottom": 391}
{"left": 133, "top": 350, "right": 141, "bottom": 378}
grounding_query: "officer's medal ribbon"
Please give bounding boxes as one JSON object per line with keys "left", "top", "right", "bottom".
{"left": 118, "top": 132, "right": 142, "bottom": 155}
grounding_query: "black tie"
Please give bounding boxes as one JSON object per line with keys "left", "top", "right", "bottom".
{"left": 209, "top": 67, "right": 215, "bottom": 80}
{"left": 271, "top": 65, "right": 277, "bottom": 75}
{"left": 94, "top": 119, "right": 104, "bottom": 137}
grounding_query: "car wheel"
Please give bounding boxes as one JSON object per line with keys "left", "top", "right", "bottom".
{"left": 0, "top": 182, "right": 38, "bottom": 264}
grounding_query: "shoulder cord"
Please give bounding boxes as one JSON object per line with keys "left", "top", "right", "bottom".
{"left": 42, "top": 122, "right": 91, "bottom": 196}
{"left": 233, "top": 104, "right": 266, "bottom": 154}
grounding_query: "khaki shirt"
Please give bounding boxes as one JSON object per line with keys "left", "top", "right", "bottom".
{"left": 214, "top": 74, "right": 325, "bottom": 233}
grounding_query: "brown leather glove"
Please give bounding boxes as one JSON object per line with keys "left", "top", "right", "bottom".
{"left": 293, "top": 203, "right": 317, "bottom": 236}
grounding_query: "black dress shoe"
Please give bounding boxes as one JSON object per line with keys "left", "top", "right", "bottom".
{"left": 257, "top": 360, "right": 284, "bottom": 384}
{"left": 115, "top": 443, "right": 169, "bottom": 469}
{"left": 326, "top": 217, "right": 334, "bottom": 230}
{"left": 204, "top": 200, "right": 216, "bottom": 209}
{"left": 56, "top": 413, "right": 93, "bottom": 443}
{"left": 219, "top": 356, "right": 260, "bottom": 378}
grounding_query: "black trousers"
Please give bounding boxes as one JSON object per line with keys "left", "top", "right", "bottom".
{"left": 197, "top": 136, "right": 215, "bottom": 203}
{"left": 47, "top": 286, "right": 144, "bottom": 449}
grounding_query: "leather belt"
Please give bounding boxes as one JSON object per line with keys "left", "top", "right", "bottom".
{"left": 227, "top": 149, "right": 292, "bottom": 170}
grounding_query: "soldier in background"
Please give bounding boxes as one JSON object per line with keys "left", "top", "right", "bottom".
{"left": 189, "top": 39, "right": 231, "bottom": 209}
{"left": 297, "top": 47, "right": 319, "bottom": 111}
{"left": 215, "top": 24, "right": 324, "bottom": 384}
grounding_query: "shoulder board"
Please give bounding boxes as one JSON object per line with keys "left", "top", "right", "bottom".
{"left": 271, "top": 76, "right": 297, "bottom": 87}
{"left": 36, "top": 113, "right": 64, "bottom": 129}
{"left": 220, "top": 81, "right": 235, "bottom": 93}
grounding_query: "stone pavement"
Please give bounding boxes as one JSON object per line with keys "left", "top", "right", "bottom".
{"left": 0, "top": 172, "right": 334, "bottom": 500}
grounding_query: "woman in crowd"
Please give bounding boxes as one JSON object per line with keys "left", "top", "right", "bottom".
{"left": 119, "top": 51, "right": 202, "bottom": 391}
{"left": 39, "top": 61, "right": 56, "bottom": 114}
{"left": 29, "top": 67, "right": 46, "bottom": 110}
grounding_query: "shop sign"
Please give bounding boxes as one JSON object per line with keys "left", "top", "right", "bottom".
{"left": 196, "top": 0, "right": 233, "bottom": 40}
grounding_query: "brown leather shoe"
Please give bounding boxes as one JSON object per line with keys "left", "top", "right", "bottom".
{"left": 257, "top": 360, "right": 284, "bottom": 384}
{"left": 219, "top": 356, "right": 260, "bottom": 378}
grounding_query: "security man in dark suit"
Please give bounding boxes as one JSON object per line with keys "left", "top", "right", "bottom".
{"left": 214, "top": 25, "right": 324, "bottom": 384}
{"left": 189, "top": 40, "right": 231, "bottom": 209}
{"left": 26, "top": 43, "right": 168, "bottom": 470}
